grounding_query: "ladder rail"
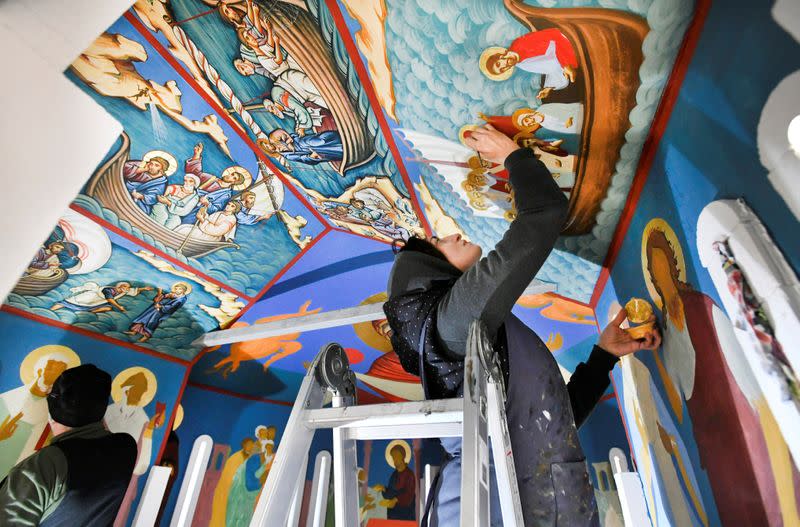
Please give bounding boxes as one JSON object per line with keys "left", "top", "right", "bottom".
{"left": 461, "top": 321, "right": 492, "bottom": 527}
{"left": 249, "top": 365, "right": 327, "bottom": 527}
{"left": 332, "top": 395, "right": 360, "bottom": 527}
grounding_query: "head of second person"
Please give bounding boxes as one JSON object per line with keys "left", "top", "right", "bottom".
{"left": 46, "top": 364, "right": 112, "bottom": 436}
{"left": 395, "top": 234, "right": 481, "bottom": 273}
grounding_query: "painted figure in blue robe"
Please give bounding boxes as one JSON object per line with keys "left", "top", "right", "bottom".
{"left": 266, "top": 128, "right": 343, "bottom": 165}
{"left": 123, "top": 157, "right": 170, "bottom": 215}
{"left": 181, "top": 171, "right": 248, "bottom": 225}
{"left": 226, "top": 441, "right": 268, "bottom": 527}
{"left": 234, "top": 191, "right": 273, "bottom": 226}
{"left": 374, "top": 444, "right": 416, "bottom": 520}
{"left": 124, "top": 282, "right": 191, "bottom": 343}
{"left": 43, "top": 226, "right": 82, "bottom": 270}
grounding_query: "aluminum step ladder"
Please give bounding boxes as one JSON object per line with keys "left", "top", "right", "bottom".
{"left": 249, "top": 320, "right": 525, "bottom": 527}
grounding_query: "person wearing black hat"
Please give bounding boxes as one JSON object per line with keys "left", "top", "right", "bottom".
{"left": 0, "top": 364, "right": 138, "bottom": 526}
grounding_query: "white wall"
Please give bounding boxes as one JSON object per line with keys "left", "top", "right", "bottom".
{"left": 0, "top": 0, "right": 132, "bottom": 300}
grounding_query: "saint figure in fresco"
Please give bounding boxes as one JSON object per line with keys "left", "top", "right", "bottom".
{"left": 175, "top": 201, "right": 241, "bottom": 242}
{"left": 373, "top": 442, "right": 416, "bottom": 521}
{"left": 210, "top": 438, "right": 255, "bottom": 526}
{"left": 255, "top": 425, "right": 277, "bottom": 485}
{"left": 151, "top": 174, "right": 201, "bottom": 229}
{"left": 25, "top": 242, "right": 65, "bottom": 277}
{"left": 480, "top": 28, "right": 578, "bottom": 99}
{"left": 181, "top": 143, "right": 252, "bottom": 225}
{"left": 263, "top": 128, "right": 343, "bottom": 165}
{"left": 263, "top": 85, "right": 332, "bottom": 137}
{"left": 51, "top": 281, "right": 152, "bottom": 313}
{"left": 232, "top": 7, "right": 327, "bottom": 113}
{"left": 123, "top": 155, "right": 170, "bottom": 215}
{"left": 479, "top": 105, "right": 583, "bottom": 137}
{"left": 226, "top": 436, "right": 268, "bottom": 527}
{"left": 620, "top": 355, "right": 708, "bottom": 527}
{"left": 643, "top": 219, "right": 800, "bottom": 526}
{"left": 234, "top": 191, "right": 273, "bottom": 226}
{"left": 124, "top": 282, "right": 191, "bottom": 343}
{"left": 0, "top": 346, "right": 80, "bottom": 479}
{"left": 348, "top": 198, "right": 410, "bottom": 241}
{"left": 103, "top": 368, "right": 165, "bottom": 527}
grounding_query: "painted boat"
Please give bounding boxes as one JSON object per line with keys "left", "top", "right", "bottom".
{"left": 84, "top": 133, "right": 239, "bottom": 258}
{"left": 503, "top": 1, "right": 649, "bottom": 235}
{"left": 11, "top": 269, "right": 68, "bottom": 296}
{"left": 259, "top": 2, "right": 375, "bottom": 175}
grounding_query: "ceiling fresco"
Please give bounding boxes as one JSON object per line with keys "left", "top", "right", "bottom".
{"left": 4, "top": 0, "right": 700, "bottom": 389}
{"left": 336, "top": 0, "right": 697, "bottom": 300}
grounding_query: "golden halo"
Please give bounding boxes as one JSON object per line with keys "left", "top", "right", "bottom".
{"left": 172, "top": 404, "right": 184, "bottom": 431}
{"left": 142, "top": 150, "right": 178, "bottom": 176}
{"left": 171, "top": 281, "right": 193, "bottom": 295}
{"left": 353, "top": 292, "right": 393, "bottom": 353}
{"left": 111, "top": 366, "right": 158, "bottom": 407}
{"left": 458, "top": 124, "right": 479, "bottom": 148}
{"left": 222, "top": 166, "right": 253, "bottom": 191}
{"left": 641, "top": 218, "right": 686, "bottom": 311}
{"left": 512, "top": 107, "right": 541, "bottom": 129}
{"left": 479, "top": 46, "right": 514, "bottom": 81}
{"left": 19, "top": 345, "right": 81, "bottom": 385}
{"left": 385, "top": 439, "right": 412, "bottom": 466}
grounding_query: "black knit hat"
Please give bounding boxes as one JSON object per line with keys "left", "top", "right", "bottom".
{"left": 47, "top": 364, "right": 111, "bottom": 427}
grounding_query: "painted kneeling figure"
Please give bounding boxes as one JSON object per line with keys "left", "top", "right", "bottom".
{"left": 383, "top": 125, "right": 661, "bottom": 526}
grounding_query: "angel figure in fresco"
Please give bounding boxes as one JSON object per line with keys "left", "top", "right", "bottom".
{"left": 51, "top": 281, "right": 152, "bottom": 313}
{"left": 643, "top": 219, "right": 800, "bottom": 526}
{"left": 480, "top": 28, "right": 578, "bottom": 99}
{"left": 0, "top": 346, "right": 80, "bottom": 479}
{"left": 212, "top": 301, "right": 322, "bottom": 377}
{"left": 124, "top": 282, "right": 191, "bottom": 343}
{"left": 104, "top": 367, "right": 166, "bottom": 527}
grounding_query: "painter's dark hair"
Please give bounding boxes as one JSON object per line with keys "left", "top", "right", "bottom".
{"left": 392, "top": 235, "right": 447, "bottom": 262}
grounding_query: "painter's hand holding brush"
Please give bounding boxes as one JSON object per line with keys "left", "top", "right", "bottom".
{"left": 462, "top": 124, "right": 520, "bottom": 165}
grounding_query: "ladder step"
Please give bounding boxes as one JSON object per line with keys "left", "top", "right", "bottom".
{"left": 305, "top": 398, "right": 463, "bottom": 436}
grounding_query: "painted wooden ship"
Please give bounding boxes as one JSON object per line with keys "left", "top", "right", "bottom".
{"left": 504, "top": 0, "right": 649, "bottom": 235}
{"left": 11, "top": 269, "right": 68, "bottom": 296}
{"left": 84, "top": 133, "right": 239, "bottom": 258}
{"left": 256, "top": 2, "right": 375, "bottom": 175}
